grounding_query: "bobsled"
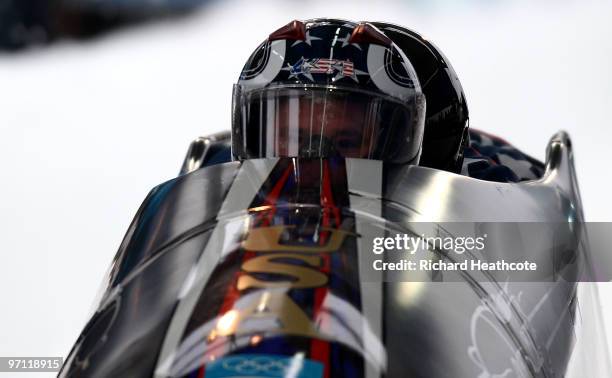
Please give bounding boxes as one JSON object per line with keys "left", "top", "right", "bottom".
{"left": 59, "top": 130, "right": 610, "bottom": 378}
{"left": 60, "top": 19, "right": 610, "bottom": 378}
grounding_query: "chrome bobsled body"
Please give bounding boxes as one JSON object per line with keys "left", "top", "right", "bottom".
{"left": 60, "top": 132, "right": 609, "bottom": 378}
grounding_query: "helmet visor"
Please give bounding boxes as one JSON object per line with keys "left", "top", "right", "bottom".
{"left": 232, "top": 84, "right": 424, "bottom": 163}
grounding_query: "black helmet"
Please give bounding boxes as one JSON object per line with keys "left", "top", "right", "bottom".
{"left": 232, "top": 19, "right": 426, "bottom": 164}
{"left": 373, "top": 22, "right": 470, "bottom": 172}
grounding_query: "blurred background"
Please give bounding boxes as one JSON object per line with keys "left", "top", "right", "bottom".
{"left": 0, "top": 0, "right": 611, "bottom": 376}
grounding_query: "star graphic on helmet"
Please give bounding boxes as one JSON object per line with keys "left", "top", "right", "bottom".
{"left": 337, "top": 32, "right": 362, "bottom": 50}
{"left": 291, "top": 30, "right": 322, "bottom": 47}
{"left": 282, "top": 57, "right": 314, "bottom": 81}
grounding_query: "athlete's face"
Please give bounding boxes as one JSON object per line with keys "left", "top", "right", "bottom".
{"left": 274, "top": 94, "right": 376, "bottom": 158}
